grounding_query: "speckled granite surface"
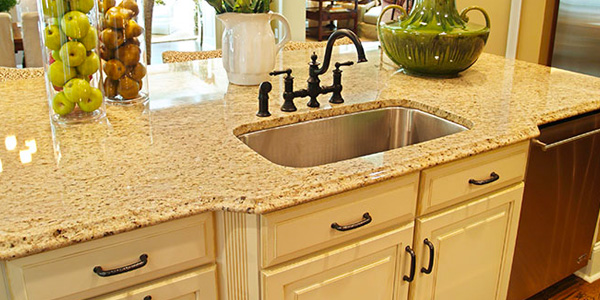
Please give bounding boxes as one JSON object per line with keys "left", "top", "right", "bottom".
{"left": 1, "top": 43, "right": 600, "bottom": 260}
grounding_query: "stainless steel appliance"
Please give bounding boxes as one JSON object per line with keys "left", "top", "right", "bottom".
{"left": 507, "top": 110, "right": 600, "bottom": 300}
{"left": 551, "top": 0, "right": 600, "bottom": 77}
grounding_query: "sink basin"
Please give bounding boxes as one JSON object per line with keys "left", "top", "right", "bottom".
{"left": 237, "top": 107, "right": 468, "bottom": 168}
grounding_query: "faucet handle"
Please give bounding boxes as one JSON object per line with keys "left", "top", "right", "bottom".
{"left": 270, "top": 69, "right": 292, "bottom": 77}
{"left": 335, "top": 61, "right": 354, "bottom": 71}
{"left": 329, "top": 61, "right": 354, "bottom": 105}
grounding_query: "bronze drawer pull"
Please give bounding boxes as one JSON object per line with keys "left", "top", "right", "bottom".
{"left": 421, "top": 238, "right": 434, "bottom": 274}
{"left": 404, "top": 246, "right": 416, "bottom": 282}
{"left": 468, "top": 172, "right": 500, "bottom": 185}
{"left": 331, "top": 212, "right": 372, "bottom": 231}
{"left": 143, "top": 296, "right": 152, "bottom": 300}
{"left": 93, "top": 254, "right": 148, "bottom": 277}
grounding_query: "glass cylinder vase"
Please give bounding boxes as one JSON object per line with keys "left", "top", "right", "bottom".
{"left": 98, "top": 0, "right": 149, "bottom": 105}
{"left": 37, "top": 0, "right": 106, "bottom": 124}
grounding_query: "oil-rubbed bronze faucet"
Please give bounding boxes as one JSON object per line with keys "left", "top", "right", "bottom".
{"left": 268, "top": 29, "right": 368, "bottom": 112}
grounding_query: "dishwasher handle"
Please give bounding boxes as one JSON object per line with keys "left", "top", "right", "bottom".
{"left": 532, "top": 127, "right": 600, "bottom": 151}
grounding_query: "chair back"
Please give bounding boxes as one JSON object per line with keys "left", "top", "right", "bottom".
{"left": 0, "top": 13, "right": 16, "bottom": 67}
{"left": 22, "top": 12, "right": 43, "bottom": 67}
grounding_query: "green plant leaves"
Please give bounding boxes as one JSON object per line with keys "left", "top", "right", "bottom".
{"left": 0, "top": 0, "right": 18, "bottom": 13}
{"left": 205, "top": 0, "right": 225, "bottom": 13}
{"left": 204, "top": 0, "right": 270, "bottom": 14}
{"left": 252, "top": 0, "right": 269, "bottom": 13}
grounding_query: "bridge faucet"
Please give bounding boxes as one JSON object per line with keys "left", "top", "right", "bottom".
{"left": 269, "top": 29, "right": 368, "bottom": 111}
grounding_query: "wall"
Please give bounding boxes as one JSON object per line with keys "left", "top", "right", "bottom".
{"left": 515, "top": 0, "right": 557, "bottom": 64}
{"left": 457, "top": 0, "right": 557, "bottom": 64}
{"left": 456, "top": 0, "right": 512, "bottom": 56}
{"left": 271, "top": 0, "right": 306, "bottom": 41}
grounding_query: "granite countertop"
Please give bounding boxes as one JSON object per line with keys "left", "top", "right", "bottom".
{"left": 1, "top": 43, "right": 600, "bottom": 260}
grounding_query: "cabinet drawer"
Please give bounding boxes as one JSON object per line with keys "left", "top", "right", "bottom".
{"left": 6, "top": 213, "right": 215, "bottom": 300}
{"left": 418, "top": 141, "right": 528, "bottom": 216}
{"left": 262, "top": 223, "right": 413, "bottom": 300}
{"left": 261, "top": 172, "right": 418, "bottom": 267}
{"left": 93, "top": 264, "right": 218, "bottom": 300}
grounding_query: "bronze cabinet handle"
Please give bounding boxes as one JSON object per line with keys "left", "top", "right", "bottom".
{"left": 93, "top": 254, "right": 148, "bottom": 277}
{"left": 404, "top": 246, "right": 416, "bottom": 282}
{"left": 468, "top": 172, "right": 500, "bottom": 185}
{"left": 421, "top": 238, "right": 434, "bottom": 274}
{"left": 331, "top": 213, "right": 372, "bottom": 231}
{"left": 143, "top": 297, "right": 152, "bottom": 300}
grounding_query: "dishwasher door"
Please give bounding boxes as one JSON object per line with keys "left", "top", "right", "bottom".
{"left": 508, "top": 110, "right": 600, "bottom": 300}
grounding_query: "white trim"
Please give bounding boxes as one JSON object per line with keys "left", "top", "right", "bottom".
{"left": 575, "top": 242, "right": 600, "bottom": 283}
{"left": 505, "top": 0, "right": 523, "bottom": 59}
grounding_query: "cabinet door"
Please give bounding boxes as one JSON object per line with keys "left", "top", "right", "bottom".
{"left": 92, "top": 265, "right": 218, "bottom": 300}
{"left": 410, "top": 184, "right": 524, "bottom": 300}
{"left": 262, "top": 223, "right": 414, "bottom": 300}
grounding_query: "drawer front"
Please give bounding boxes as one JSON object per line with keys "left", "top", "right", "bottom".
{"left": 262, "top": 224, "right": 413, "bottom": 300}
{"left": 7, "top": 213, "right": 215, "bottom": 300}
{"left": 261, "top": 172, "right": 418, "bottom": 267}
{"left": 93, "top": 265, "right": 218, "bottom": 300}
{"left": 418, "top": 141, "right": 528, "bottom": 216}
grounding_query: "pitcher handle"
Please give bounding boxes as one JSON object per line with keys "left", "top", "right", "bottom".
{"left": 271, "top": 12, "right": 291, "bottom": 54}
{"left": 460, "top": 6, "right": 490, "bottom": 29}
{"left": 377, "top": 5, "right": 407, "bottom": 39}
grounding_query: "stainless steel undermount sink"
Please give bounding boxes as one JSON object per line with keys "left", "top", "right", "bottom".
{"left": 237, "top": 107, "right": 468, "bottom": 168}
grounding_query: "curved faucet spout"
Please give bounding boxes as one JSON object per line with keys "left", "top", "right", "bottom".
{"left": 314, "top": 29, "right": 368, "bottom": 76}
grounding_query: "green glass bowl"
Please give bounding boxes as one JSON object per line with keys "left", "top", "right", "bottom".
{"left": 378, "top": 4, "right": 490, "bottom": 76}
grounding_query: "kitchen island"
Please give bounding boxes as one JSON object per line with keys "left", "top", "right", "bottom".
{"left": 1, "top": 42, "right": 600, "bottom": 299}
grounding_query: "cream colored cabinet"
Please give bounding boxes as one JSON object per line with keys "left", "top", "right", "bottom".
{"left": 214, "top": 143, "right": 529, "bottom": 300}
{"left": 260, "top": 173, "right": 419, "bottom": 267}
{"left": 410, "top": 184, "right": 524, "bottom": 300}
{"left": 0, "top": 143, "right": 529, "bottom": 300}
{"left": 262, "top": 223, "right": 414, "bottom": 300}
{"left": 93, "top": 265, "right": 218, "bottom": 300}
{"left": 3, "top": 213, "right": 215, "bottom": 300}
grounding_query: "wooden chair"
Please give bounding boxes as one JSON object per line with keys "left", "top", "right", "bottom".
{"left": 306, "top": 0, "right": 359, "bottom": 41}
{"left": 162, "top": 39, "right": 355, "bottom": 63}
{"left": 22, "top": 12, "right": 43, "bottom": 68}
{"left": 0, "top": 13, "right": 16, "bottom": 67}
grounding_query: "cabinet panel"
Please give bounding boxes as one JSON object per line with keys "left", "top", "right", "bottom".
{"left": 0, "top": 263, "right": 7, "bottom": 300}
{"left": 418, "top": 141, "right": 527, "bottom": 216}
{"left": 6, "top": 214, "right": 215, "bottom": 300}
{"left": 262, "top": 223, "right": 414, "bottom": 300}
{"left": 411, "top": 184, "right": 524, "bottom": 300}
{"left": 262, "top": 173, "right": 418, "bottom": 267}
{"left": 93, "top": 265, "right": 218, "bottom": 300}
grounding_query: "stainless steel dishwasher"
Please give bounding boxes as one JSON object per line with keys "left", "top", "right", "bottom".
{"left": 507, "top": 110, "right": 600, "bottom": 300}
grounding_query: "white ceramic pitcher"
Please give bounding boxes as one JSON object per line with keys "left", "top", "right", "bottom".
{"left": 217, "top": 12, "right": 291, "bottom": 86}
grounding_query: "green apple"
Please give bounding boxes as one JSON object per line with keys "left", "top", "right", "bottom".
{"left": 44, "top": 25, "right": 65, "bottom": 51}
{"left": 69, "top": 0, "right": 95, "bottom": 13}
{"left": 77, "top": 87, "right": 103, "bottom": 112}
{"left": 78, "top": 27, "right": 97, "bottom": 51}
{"left": 52, "top": 92, "right": 75, "bottom": 116}
{"left": 76, "top": 52, "right": 100, "bottom": 76}
{"left": 48, "top": 61, "right": 77, "bottom": 87}
{"left": 51, "top": 50, "right": 62, "bottom": 62}
{"left": 60, "top": 11, "right": 91, "bottom": 39}
{"left": 41, "top": 0, "right": 67, "bottom": 17}
{"left": 59, "top": 41, "right": 87, "bottom": 67}
{"left": 76, "top": 75, "right": 92, "bottom": 81}
{"left": 63, "top": 78, "right": 91, "bottom": 102}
